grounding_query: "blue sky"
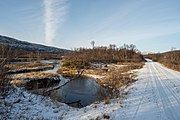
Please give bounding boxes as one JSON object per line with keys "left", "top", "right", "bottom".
{"left": 0, "top": 0, "right": 180, "bottom": 52}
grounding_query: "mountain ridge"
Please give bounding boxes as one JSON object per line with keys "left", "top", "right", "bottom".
{"left": 0, "top": 35, "right": 69, "bottom": 54}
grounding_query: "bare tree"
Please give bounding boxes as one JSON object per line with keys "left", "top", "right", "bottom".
{"left": 109, "top": 44, "right": 116, "bottom": 49}
{"left": 0, "top": 44, "right": 13, "bottom": 96}
{"left": 147, "top": 50, "right": 180, "bottom": 71}
{"left": 63, "top": 44, "right": 144, "bottom": 67}
{"left": 91, "top": 41, "right": 95, "bottom": 49}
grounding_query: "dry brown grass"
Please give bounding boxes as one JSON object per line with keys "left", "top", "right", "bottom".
{"left": 147, "top": 50, "right": 180, "bottom": 72}
{"left": 162, "top": 63, "right": 180, "bottom": 72}
{"left": 10, "top": 80, "right": 27, "bottom": 87}
{"left": 57, "top": 62, "right": 144, "bottom": 89}
{"left": 7, "top": 63, "right": 55, "bottom": 71}
{"left": 12, "top": 72, "right": 58, "bottom": 80}
{"left": 98, "top": 62, "right": 144, "bottom": 89}
{"left": 10, "top": 72, "right": 60, "bottom": 89}
{"left": 57, "top": 67, "right": 77, "bottom": 77}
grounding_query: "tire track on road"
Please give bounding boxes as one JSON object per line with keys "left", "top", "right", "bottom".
{"left": 152, "top": 63, "right": 179, "bottom": 120}
{"left": 132, "top": 63, "right": 161, "bottom": 120}
{"left": 154, "top": 63, "right": 180, "bottom": 104}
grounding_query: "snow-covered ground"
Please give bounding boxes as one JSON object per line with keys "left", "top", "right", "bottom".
{"left": 110, "top": 61, "right": 180, "bottom": 120}
{"left": 1, "top": 61, "right": 180, "bottom": 120}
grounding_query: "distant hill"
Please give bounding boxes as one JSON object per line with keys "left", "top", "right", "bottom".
{"left": 141, "top": 51, "right": 155, "bottom": 55}
{"left": 161, "top": 50, "right": 180, "bottom": 55}
{"left": 145, "top": 50, "right": 180, "bottom": 71}
{"left": 0, "top": 35, "right": 69, "bottom": 54}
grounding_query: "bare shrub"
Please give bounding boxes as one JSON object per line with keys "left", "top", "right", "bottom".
{"left": 0, "top": 44, "right": 13, "bottom": 96}
{"left": 63, "top": 44, "right": 144, "bottom": 68}
{"left": 147, "top": 50, "right": 180, "bottom": 71}
{"left": 103, "top": 113, "right": 110, "bottom": 119}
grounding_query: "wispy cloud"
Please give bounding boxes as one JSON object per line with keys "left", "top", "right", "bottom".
{"left": 44, "top": 0, "right": 68, "bottom": 45}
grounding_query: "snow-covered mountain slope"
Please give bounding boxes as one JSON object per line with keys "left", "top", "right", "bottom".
{"left": 0, "top": 35, "right": 69, "bottom": 54}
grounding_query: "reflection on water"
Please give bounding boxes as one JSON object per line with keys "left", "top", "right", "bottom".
{"left": 28, "top": 61, "right": 110, "bottom": 108}
{"left": 49, "top": 76, "right": 109, "bottom": 107}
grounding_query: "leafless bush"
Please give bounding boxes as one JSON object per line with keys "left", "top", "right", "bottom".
{"left": 103, "top": 113, "right": 110, "bottom": 119}
{"left": 0, "top": 44, "right": 13, "bottom": 96}
{"left": 63, "top": 44, "right": 144, "bottom": 68}
{"left": 147, "top": 50, "right": 180, "bottom": 71}
{"left": 103, "top": 62, "right": 144, "bottom": 89}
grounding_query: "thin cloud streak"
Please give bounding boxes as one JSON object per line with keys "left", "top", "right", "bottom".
{"left": 44, "top": 0, "right": 67, "bottom": 45}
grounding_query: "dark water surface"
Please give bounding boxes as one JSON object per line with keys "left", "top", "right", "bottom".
{"left": 48, "top": 76, "right": 109, "bottom": 107}
{"left": 23, "top": 61, "right": 110, "bottom": 108}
